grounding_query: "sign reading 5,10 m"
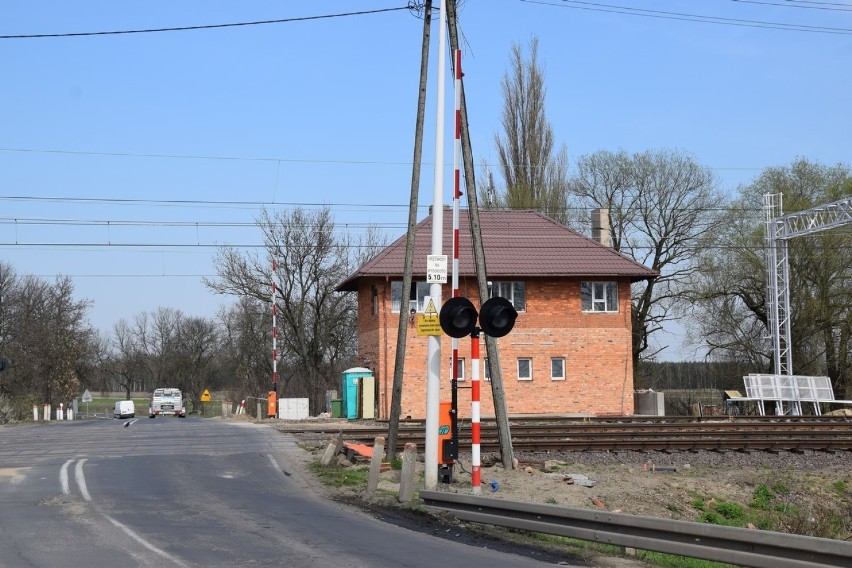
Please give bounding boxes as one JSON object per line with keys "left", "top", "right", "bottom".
{"left": 426, "top": 254, "right": 447, "bottom": 284}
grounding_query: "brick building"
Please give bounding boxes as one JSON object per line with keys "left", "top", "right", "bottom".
{"left": 336, "top": 208, "right": 657, "bottom": 419}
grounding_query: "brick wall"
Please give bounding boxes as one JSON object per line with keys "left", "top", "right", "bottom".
{"left": 357, "top": 277, "right": 635, "bottom": 419}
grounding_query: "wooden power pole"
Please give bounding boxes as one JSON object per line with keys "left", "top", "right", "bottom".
{"left": 446, "top": 0, "right": 515, "bottom": 469}
{"left": 386, "top": 0, "right": 432, "bottom": 461}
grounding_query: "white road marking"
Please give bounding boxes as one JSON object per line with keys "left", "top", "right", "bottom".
{"left": 60, "top": 459, "right": 73, "bottom": 495}
{"left": 103, "top": 513, "right": 191, "bottom": 568}
{"left": 74, "top": 458, "right": 91, "bottom": 501}
{"left": 70, "top": 457, "right": 189, "bottom": 567}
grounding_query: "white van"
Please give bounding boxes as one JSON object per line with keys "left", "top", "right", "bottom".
{"left": 114, "top": 400, "right": 135, "bottom": 419}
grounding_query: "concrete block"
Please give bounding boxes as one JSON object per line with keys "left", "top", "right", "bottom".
{"left": 398, "top": 443, "right": 418, "bottom": 503}
{"left": 320, "top": 433, "right": 344, "bottom": 466}
{"left": 367, "top": 437, "right": 385, "bottom": 493}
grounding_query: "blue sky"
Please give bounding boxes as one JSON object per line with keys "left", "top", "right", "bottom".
{"left": 2, "top": 1, "right": 850, "bottom": 360}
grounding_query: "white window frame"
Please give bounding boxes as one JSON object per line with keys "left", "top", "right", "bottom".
{"left": 517, "top": 358, "right": 533, "bottom": 381}
{"left": 489, "top": 281, "right": 526, "bottom": 312}
{"left": 448, "top": 357, "right": 466, "bottom": 381}
{"left": 581, "top": 281, "right": 619, "bottom": 313}
{"left": 551, "top": 357, "right": 565, "bottom": 381}
{"left": 390, "top": 281, "right": 431, "bottom": 313}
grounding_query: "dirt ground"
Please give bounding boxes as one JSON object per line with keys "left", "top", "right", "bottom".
{"left": 283, "top": 420, "right": 852, "bottom": 545}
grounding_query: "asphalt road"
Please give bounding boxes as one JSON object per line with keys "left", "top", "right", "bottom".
{"left": 0, "top": 417, "right": 582, "bottom": 568}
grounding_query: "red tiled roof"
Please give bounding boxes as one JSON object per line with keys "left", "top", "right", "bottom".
{"left": 336, "top": 208, "right": 657, "bottom": 291}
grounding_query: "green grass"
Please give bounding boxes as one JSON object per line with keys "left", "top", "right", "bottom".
{"left": 309, "top": 462, "right": 369, "bottom": 487}
{"left": 714, "top": 502, "right": 745, "bottom": 522}
{"left": 751, "top": 484, "right": 773, "bottom": 510}
{"left": 83, "top": 396, "right": 224, "bottom": 417}
{"left": 634, "top": 549, "right": 737, "bottom": 568}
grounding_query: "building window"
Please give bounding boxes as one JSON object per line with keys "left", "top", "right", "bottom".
{"left": 448, "top": 357, "right": 466, "bottom": 381}
{"left": 581, "top": 281, "right": 618, "bottom": 312}
{"left": 390, "top": 281, "right": 431, "bottom": 313}
{"left": 483, "top": 357, "right": 491, "bottom": 382}
{"left": 551, "top": 357, "right": 565, "bottom": 381}
{"left": 517, "top": 358, "right": 532, "bottom": 381}
{"left": 371, "top": 285, "right": 378, "bottom": 316}
{"left": 490, "top": 281, "right": 526, "bottom": 312}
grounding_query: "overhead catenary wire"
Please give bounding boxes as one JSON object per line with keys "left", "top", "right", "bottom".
{"left": 730, "top": 0, "right": 852, "bottom": 12}
{"left": 521, "top": 0, "right": 852, "bottom": 34}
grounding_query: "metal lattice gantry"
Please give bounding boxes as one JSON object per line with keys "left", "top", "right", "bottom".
{"left": 763, "top": 193, "right": 852, "bottom": 377}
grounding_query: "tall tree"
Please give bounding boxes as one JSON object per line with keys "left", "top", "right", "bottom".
{"left": 172, "top": 315, "right": 220, "bottom": 410}
{"left": 691, "top": 159, "right": 852, "bottom": 398}
{"left": 133, "top": 307, "right": 180, "bottom": 391}
{"left": 569, "top": 149, "right": 722, "bottom": 368}
{"left": 218, "top": 297, "right": 272, "bottom": 404}
{"left": 206, "top": 207, "right": 371, "bottom": 413}
{"left": 0, "top": 263, "right": 93, "bottom": 420}
{"left": 482, "top": 36, "right": 569, "bottom": 224}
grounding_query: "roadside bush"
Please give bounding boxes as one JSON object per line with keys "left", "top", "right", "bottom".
{"left": 713, "top": 501, "right": 745, "bottom": 521}
{"left": 751, "top": 484, "right": 773, "bottom": 510}
{"left": 0, "top": 395, "right": 37, "bottom": 424}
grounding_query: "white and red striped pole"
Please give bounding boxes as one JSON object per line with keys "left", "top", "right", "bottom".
{"left": 471, "top": 330, "right": 481, "bottom": 495}
{"left": 451, "top": 47, "right": 462, "bottom": 305}
{"left": 271, "top": 259, "right": 278, "bottom": 418}
{"left": 449, "top": 48, "right": 463, "bottom": 465}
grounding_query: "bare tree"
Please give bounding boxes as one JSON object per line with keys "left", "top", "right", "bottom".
{"left": 171, "top": 315, "right": 220, "bottom": 411}
{"left": 108, "top": 319, "right": 146, "bottom": 397}
{"left": 482, "top": 35, "right": 569, "bottom": 224}
{"left": 133, "top": 307, "right": 181, "bottom": 391}
{"left": 569, "top": 149, "right": 722, "bottom": 368}
{"left": 206, "top": 207, "right": 365, "bottom": 413}
{"left": 218, "top": 297, "right": 271, "bottom": 404}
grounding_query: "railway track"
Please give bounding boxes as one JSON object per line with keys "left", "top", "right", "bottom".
{"left": 278, "top": 415, "right": 852, "bottom": 453}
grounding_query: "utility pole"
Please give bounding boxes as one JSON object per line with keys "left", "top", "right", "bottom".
{"left": 425, "top": 0, "right": 448, "bottom": 491}
{"left": 386, "top": 0, "right": 432, "bottom": 463}
{"left": 446, "top": 0, "right": 514, "bottom": 469}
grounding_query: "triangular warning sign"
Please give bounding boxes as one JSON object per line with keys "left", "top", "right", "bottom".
{"left": 424, "top": 298, "right": 438, "bottom": 316}
{"left": 201, "top": 389, "right": 212, "bottom": 402}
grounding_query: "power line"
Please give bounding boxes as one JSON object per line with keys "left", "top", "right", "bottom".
{"left": 0, "top": 195, "right": 415, "bottom": 211}
{"left": 731, "top": 0, "right": 852, "bottom": 12}
{"left": 0, "top": 5, "right": 412, "bottom": 40}
{"left": 0, "top": 147, "right": 771, "bottom": 176}
{"left": 0, "top": 147, "right": 415, "bottom": 166}
{"left": 0, "top": 217, "right": 406, "bottom": 229}
{"left": 520, "top": 0, "right": 852, "bottom": 34}
{"left": 2, "top": 233, "right": 850, "bottom": 252}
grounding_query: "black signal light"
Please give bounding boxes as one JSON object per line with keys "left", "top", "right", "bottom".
{"left": 479, "top": 297, "right": 518, "bottom": 338}
{"left": 439, "top": 297, "right": 478, "bottom": 338}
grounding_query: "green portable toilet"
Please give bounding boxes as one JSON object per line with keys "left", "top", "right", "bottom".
{"left": 341, "top": 367, "right": 373, "bottom": 420}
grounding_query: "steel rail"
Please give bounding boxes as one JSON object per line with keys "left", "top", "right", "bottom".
{"left": 420, "top": 491, "right": 852, "bottom": 568}
{"left": 280, "top": 417, "right": 852, "bottom": 452}
{"left": 287, "top": 427, "right": 852, "bottom": 452}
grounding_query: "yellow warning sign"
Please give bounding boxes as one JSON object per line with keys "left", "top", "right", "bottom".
{"left": 424, "top": 297, "right": 438, "bottom": 316}
{"left": 417, "top": 315, "right": 442, "bottom": 336}
{"left": 201, "top": 389, "right": 212, "bottom": 402}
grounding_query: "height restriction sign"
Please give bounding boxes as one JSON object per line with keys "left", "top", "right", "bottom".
{"left": 427, "top": 255, "right": 448, "bottom": 284}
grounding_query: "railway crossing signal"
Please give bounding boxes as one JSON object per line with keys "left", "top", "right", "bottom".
{"left": 439, "top": 296, "right": 517, "bottom": 339}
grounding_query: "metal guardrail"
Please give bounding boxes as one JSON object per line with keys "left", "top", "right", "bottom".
{"left": 420, "top": 491, "right": 852, "bottom": 568}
